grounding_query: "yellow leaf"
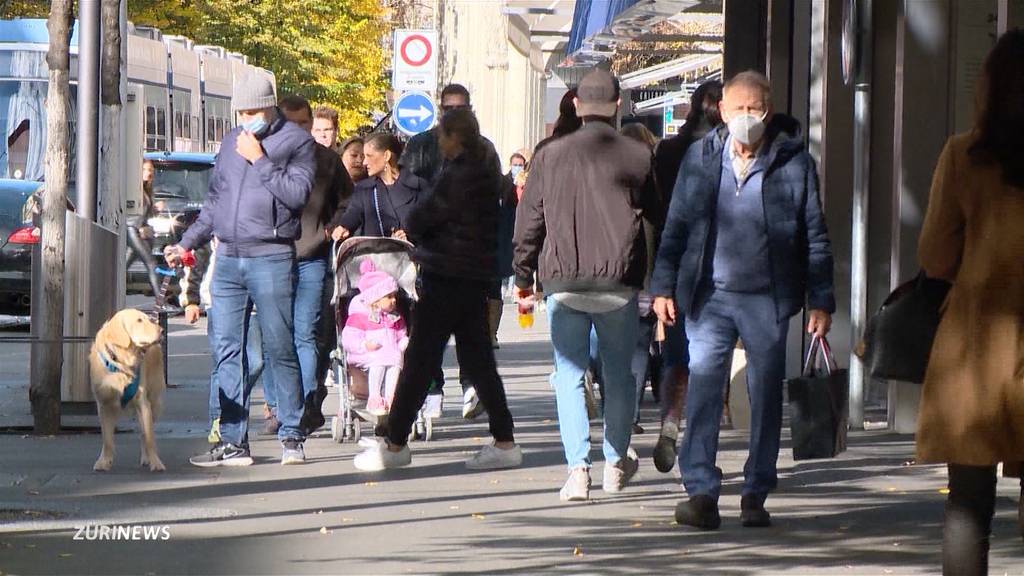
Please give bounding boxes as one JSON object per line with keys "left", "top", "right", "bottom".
{"left": 631, "top": 522, "right": 643, "bottom": 528}
{"left": 572, "top": 546, "right": 583, "bottom": 556}
{"left": 939, "top": 488, "right": 950, "bottom": 495}
{"left": 471, "top": 513, "right": 486, "bottom": 520}
{"left": 364, "top": 482, "right": 377, "bottom": 487}
{"left": 319, "top": 527, "right": 328, "bottom": 534}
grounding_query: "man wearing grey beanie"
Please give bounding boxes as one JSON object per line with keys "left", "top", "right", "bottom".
{"left": 165, "top": 72, "right": 317, "bottom": 467}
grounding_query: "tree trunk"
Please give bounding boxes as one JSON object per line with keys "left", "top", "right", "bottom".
{"left": 31, "top": 0, "right": 74, "bottom": 434}
{"left": 98, "top": 0, "right": 125, "bottom": 303}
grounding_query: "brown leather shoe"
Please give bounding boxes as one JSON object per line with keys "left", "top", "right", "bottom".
{"left": 741, "top": 494, "right": 772, "bottom": 527}
{"left": 675, "top": 495, "right": 721, "bottom": 530}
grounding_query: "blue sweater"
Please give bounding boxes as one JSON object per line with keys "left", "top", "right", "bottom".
{"left": 651, "top": 116, "right": 835, "bottom": 319}
{"left": 709, "top": 138, "right": 771, "bottom": 292}
{"left": 180, "top": 113, "right": 316, "bottom": 257}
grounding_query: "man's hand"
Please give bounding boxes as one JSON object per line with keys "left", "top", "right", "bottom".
{"left": 236, "top": 131, "right": 265, "bottom": 163}
{"left": 163, "top": 244, "right": 184, "bottom": 267}
{"left": 365, "top": 341, "right": 382, "bottom": 352}
{"left": 184, "top": 305, "right": 202, "bottom": 325}
{"left": 331, "top": 226, "right": 351, "bottom": 242}
{"left": 391, "top": 229, "right": 408, "bottom": 242}
{"left": 653, "top": 296, "right": 678, "bottom": 326}
{"left": 806, "top": 309, "right": 832, "bottom": 338}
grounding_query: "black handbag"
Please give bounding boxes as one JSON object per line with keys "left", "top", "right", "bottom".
{"left": 788, "top": 336, "right": 849, "bottom": 461}
{"left": 862, "top": 272, "right": 951, "bottom": 383}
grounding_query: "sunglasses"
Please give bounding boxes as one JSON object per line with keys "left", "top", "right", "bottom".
{"left": 441, "top": 104, "right": 471, "bottom": 113}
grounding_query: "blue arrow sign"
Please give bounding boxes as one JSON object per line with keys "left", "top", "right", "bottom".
{"left": 394, "top": 91, "right": 436, "bottom": 136}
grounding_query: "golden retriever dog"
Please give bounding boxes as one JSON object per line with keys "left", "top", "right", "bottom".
{"left": 89, "top": 308, "right": 166, "bottom": 472}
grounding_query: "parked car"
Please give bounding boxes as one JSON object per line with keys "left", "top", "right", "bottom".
{"left": 126, "top": 151, "right": 215, "bottom": 296}
{"left": 0, "top": 179, "right": 41, "bottom": 314}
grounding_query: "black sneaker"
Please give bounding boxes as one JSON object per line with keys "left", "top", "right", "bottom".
{"left": 675, "top": 495, "right": 721, "bottom": 530}
{"left": 740, "top": 494, "right": 772, "bottom": 527}
{"left": 652, "top": 435, "right": 677, "bottom": 473}
{"left": 190, "top": 442, "right": 253, "bottom": 468}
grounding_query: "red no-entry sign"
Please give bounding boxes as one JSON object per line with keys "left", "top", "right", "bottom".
{"left": 399, "top": 34, "right": 432, "bottom": 67}
{"left": 393, "top": 29, "right": 438, "bottom": 92}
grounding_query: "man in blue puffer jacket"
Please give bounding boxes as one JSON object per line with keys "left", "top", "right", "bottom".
{"left": 651, "top": 71, "right": 835, "bottom": 531}
{"left": 165, "top": 73, "right": 316, "bottom": 467}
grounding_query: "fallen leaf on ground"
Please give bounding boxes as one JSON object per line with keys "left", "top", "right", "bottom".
{"left": 27, "top": 490, "right": 39, "bottom": 496}
{"left": 364, "top": 482, "right": 378, "bottom": 487}
{"left": 341, "top": 517, "right": 354, "bottom": 523}
{"left": 319, "top": 527, "right": 328, "bottom": 534}
{"left": 315, "top": 510, "right": 323, "bottom": 515}
{"left": 490, "top": 480, "right": 500, "bottom": 485}
{"left": 631, "top": 523, "right": 643, "bottom": 528}
{"left": 449, "top": 505, "right": 460, "bottom": 510}
{"left": 58, "top": 553, "right": 72, "bottom": 558}
{"left": 939, "top": 488, "right": 950, "bottom": 495}
{"left": 471, "top": 513, "right": 486, "bottom": 520}
{"left": 573, "top": 546, "right": 583, "bottom": 556}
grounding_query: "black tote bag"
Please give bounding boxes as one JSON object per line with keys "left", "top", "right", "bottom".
{"left": 862, "top": 272, "right": 951, "bottom": 384}
{"left": 787, "top": 336, "right": 849, "bottom": 461}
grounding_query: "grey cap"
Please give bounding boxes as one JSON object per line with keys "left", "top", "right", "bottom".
{"left": 231, "top": 73, "right": 277, "bottom": 112}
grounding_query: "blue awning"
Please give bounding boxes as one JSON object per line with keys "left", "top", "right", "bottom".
{"left": 566, "top": 0, "right": 640, "bottom": 57}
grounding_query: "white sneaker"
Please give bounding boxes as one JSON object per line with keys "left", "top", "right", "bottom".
{"left": 353, "top": 440, "right": 411, "bottom": 471}
{"left": 462, "top": 388, "right": 485, "bottom": 420}
{"left": 423, "top": 393, "right": 443, "bottom": 419}
{"left": 603, "top": 448, "right": 639, "bottom": 493}
{"left": 466, "top": 444, "right": 523, "bottom": 470}
{"left": 560, "top": 467, "right": 591, "bottom": 502}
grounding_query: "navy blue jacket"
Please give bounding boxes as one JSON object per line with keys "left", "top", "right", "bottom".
{"left": 331, "top": 172, "right": 429, "bottom": 237}
{"left": 180, "top": 113, "right": 316, "bottom": 257}
{"left": 650, "top": 115, "right": 835, "bottom": 319}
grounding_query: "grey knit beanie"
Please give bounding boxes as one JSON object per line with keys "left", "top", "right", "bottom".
{"left": 231, "top": 73, "right": 277, "bottom": 112}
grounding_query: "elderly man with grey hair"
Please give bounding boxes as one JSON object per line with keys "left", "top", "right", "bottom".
{"left": 166, "top": 73, "right": 317, "bottom": 467}
{"left": 651, "top": 70, "right": 835, "bottom": 530}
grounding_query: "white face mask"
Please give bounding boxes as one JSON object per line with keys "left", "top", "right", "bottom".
{"left": 726, "top": 111, "right": 768, "bottom": 146}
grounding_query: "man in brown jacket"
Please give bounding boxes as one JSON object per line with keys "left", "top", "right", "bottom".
{"left": 513, "top": 69, "right": 661, "bottom": 502}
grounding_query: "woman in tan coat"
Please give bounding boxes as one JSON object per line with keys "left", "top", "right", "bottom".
{"left": 916, "top": 29, "right": 1024, "bottom": 576}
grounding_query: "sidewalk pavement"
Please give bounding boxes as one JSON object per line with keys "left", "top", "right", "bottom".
{"left": 0, "top": 304, "right": 1022, "bottom": 575}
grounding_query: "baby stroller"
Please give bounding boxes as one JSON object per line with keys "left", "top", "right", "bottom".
{"left": 329, "top": 237, "right": 429, "bottom": 443}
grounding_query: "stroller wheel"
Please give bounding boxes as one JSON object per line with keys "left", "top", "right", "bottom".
{"left": 331, "top": 416, "right": 344, "bottom": 443}
{"left": 352, "top": 420, "right": 362, "bottom": 443}
{"left": 424, "top": 417, "right": 433, "bottom": 442}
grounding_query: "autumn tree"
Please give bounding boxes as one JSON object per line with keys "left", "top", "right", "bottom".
{"left": 2, "top": 0, "right": 388, "bottom": 135}
{"left": 197, "top": 0, "right": 387, "bottom": 134}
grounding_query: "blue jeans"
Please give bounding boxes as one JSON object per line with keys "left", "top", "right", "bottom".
{"left": 208, "top": 251, "right": 305, "bottom": 444}
{"left": 207, "top": 307, "right": 266, "bottom": 422}
{"left": 547, "top": 295, "right": 639, "bottom": 469}
{"left": 680, "top": 289, "right": 789, "bottom": 502}
{"left": 262, "top": 257, "right": 328, "bottom": 406}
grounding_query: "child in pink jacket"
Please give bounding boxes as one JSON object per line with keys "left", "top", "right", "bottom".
{"left": 342, "top": 260, "right": 409, "bottom": 415}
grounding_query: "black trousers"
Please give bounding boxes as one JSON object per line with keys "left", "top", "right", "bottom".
{"left": 387, "top": 273, "right": 515, "bottom": 447}
{"left": 944, "top": 463, "right": 998, "bottom": 576}
{"left": 126, "top": 225, "right": 161, "bottom": 295}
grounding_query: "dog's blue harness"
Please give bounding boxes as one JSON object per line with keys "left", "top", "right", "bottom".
{"left": 96, "top": 349, "right": 140, "bottom": 408}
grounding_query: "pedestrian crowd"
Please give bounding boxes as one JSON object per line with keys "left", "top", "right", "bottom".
{"left": 161, "top": 30, "right": 1023, "bottom": 575}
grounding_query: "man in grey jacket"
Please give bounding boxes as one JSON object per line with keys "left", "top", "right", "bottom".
{"left": 165, "top": 73, "right": 316, "bottom": 467}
